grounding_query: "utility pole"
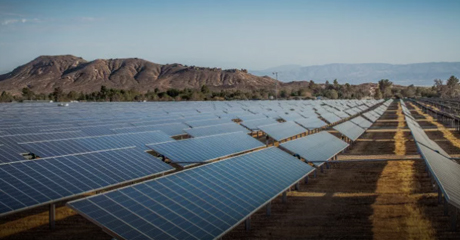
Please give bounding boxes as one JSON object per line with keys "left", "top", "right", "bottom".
{"left": 272, "top": 72, "right": 278, "bottom": 100}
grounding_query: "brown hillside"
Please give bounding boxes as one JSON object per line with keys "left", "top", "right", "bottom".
{"left": 0, "top": 55, "right": 279, "bottom": 94}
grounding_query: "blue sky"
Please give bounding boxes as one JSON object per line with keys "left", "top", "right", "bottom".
{"left": 1, "top": 0, "right": 459, "bottom": 72}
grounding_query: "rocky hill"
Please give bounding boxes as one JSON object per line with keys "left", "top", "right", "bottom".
{"left": 0, "top": 55, "right": 278, "bottom": 94}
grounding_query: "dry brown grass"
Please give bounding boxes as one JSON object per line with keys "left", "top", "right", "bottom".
{"left": 370, "top": 102, "right": 435, "bottom": 240}
{"left": 394, "top": 102, "right": 407, "bottom": 155}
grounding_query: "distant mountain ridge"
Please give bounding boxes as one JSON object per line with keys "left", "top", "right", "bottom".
{"left": 250, "top": 62, "right": 460, "bottom": 85}
{"left": 0, "top": 55, "right": 279, "bottom": 94}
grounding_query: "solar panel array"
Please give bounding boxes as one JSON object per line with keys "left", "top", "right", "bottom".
{"left": 68, "top": 147, "right": 315, "bottom": 240}
{"left": 0, "top": 147, "right": 174, "bottom": 216}
{"left": 400, "top": 100, "right": 460, "bottom": 210}
{"left": 333, "top": 100, "right": 391, "bottom": 141}
{"left": 280, "top": 131, "right": 349, "bottom": 166}
{"left": 0, "top": 99, "right": 385, "bottom": 222}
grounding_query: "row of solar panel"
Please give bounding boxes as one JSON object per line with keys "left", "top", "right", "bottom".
{"left": 68, "top": 147, "right": 315, "bottom": 240}
{"left": 400, "top": 100, "right": 460, "bottom": 209}
{"left": 0, "top": 147, "right": 174, "bottom": 216}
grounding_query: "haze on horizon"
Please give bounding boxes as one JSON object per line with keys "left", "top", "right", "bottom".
{"left": 0, "top": 0, "right": 459, "bottom": 73}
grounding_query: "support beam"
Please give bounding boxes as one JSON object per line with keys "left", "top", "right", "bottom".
{"left": 295, "top": 181, "right": 300, "bottom": 191}
{"left": 304, "top": 176, "right": 309, "bottom": 184}
{"left": 320, "top": 165, "right": 324, "bottom": 173}
{"left": 266, "top": 202, "right": 271, "bottom": 216}
{"left": 49, "top": 203, "right": 55, "bottom": 230}
{"left": 438, "top": 188, "right": 443, "bottom": 204}
{"left": 245, "top": 217, "right": 251, "bottom": 231}
{"left": 282, "top": 191, "right": 287, "bottom": 203}
{"left": 452, "top": 208, "right": 458, "bottom": 231}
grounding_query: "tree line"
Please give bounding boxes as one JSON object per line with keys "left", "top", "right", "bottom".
{"left": 0, "top": 76, "right": 458, "bottom": 102}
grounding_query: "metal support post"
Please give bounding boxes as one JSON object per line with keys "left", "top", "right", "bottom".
{"left": 452, "top": 208, "right": 458, "bottom": 231}
{"left": 304, "top": 176, "right": 308, "bottom": 184}
{"left": 445, "top": 199, "right": 449, "bottom": 216}
{"left": 295, "top": 181, "right": 300, "bottom": 191}
{"left": 266, "top": 202, "right": 271, "bottom": 216}
{"left": 282, "top": 191, "right": 287, "bottom": 203}
{"left": 438, "top": 188, "right": 443, "bottom": 204}
{"left": 49, "top": 203, "right": 55, "bottom": 230}
{"left": 245, "top": 217, "right": 251, "bottom": 231}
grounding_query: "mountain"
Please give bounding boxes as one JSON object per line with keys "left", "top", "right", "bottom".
{"left": 0, "top": 55, "right": 278, "bottom": 94}
{"left": 251, "top": 62, "right": 460, "bottom": 86}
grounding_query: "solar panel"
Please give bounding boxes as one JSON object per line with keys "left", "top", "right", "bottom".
{"left": 333, "top": 121, "right": 366, "bottom": 141}
{"left": 334, "top": 111, "right": 350, "bottom": 119}
{"left": 112, "top": 122, "right": 189, "bottom": 137}
{"left": 237, "top": 114, "right": 267, "bottom": 121}
{"left": 68, "top": 147, "right": 315, "bottom": 240}
{"left": 294, "top": 117, "right": 328, "bottom": 130}
{"left": 0, "top": 131, "right": 88, "bottom": 145}
{"left": 319, "top": 113, "right": 341, "bottom": 124}
{"left": 19, "top": 131, "right": 172, "bottom": 158}
{"left": 0, "top": 144, "right": 27, "bottom": 164}
{"left": 0, "top": 147, "right": 174, "bottom": 217}
{"left": 280, "top": 131, "right": 349, "bottom": 166}
{"left": 184, "top": 122, "right": 250, "bottom": 137}
{"left": 350, "top": 116, "right": 373, "bottom": 128}
{"left": 363, "top": 111, "right": 379, "bottom": 122}
{"left": 147, "top": 131, "right": 265, "bottom": 166}
{"left": 277, "top": 112, "right": 305, "bottom": 121}
{"left": 240, "top": 118, "right": 278, "bottom": 131}
{"left": 184, "top": 118, "right": 232, "bottom": 128}
{"left": 258, "top": 121, "right": 307, "bottom": 141}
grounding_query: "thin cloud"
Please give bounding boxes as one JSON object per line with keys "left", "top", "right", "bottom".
{"left": 1, "top": 18, "right": 40, "bottom": 25}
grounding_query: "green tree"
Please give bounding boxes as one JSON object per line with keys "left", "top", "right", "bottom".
{"left": 329, "top": 89, "right": 339, "bottom": 99}
{"left": 446, "top": 75, "right": 459, "bottom": 98}
{"left": 0, "top": 91, "right": 13, "bottom": 102}
{"left": 374, "top": 88, "right": 383, "bottom": 99}
{"left": 52, "top": 87, "right": 64, "bottom": 102}
{"left": 378, "top": 79, "right": 393, "bottom": 98}
{"left": 22, "top": 87, "right": 35, "bottom": 100}
{"left": 333, "top": 79, "right": 339, "bottom": 89}
{"left": 166, "top": 88, "right": 180, "bottom": 98}
{"left": 201, "top": 85, "right": 210, "bottom": 94}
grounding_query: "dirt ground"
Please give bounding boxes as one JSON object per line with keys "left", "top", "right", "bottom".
{"left": 2, "top": 101, "right": 460, "bottom": 240}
